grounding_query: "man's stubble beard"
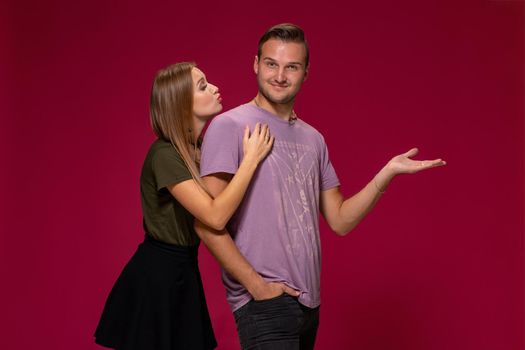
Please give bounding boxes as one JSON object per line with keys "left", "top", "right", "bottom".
{"left": 257, "top": 79, "right": 299, "bottom": 106}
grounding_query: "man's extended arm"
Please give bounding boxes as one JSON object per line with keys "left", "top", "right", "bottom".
{"left": 321, "top": 148, "right": 446, "bottom": 236}
{"left": 194, "top": 173, "right": 299, "bottom": 300}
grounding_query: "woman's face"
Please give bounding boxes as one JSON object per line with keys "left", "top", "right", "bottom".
{"left": 192, "top": 67, "right": 222, "bottom": 121}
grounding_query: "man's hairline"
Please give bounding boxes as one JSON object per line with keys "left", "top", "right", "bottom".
{"left": 257, "top": 40, "right": 309, "bottom": 68}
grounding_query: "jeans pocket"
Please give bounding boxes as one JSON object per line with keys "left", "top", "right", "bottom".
{"left": 251, "top": 293, "right": 287, "bottom": 304}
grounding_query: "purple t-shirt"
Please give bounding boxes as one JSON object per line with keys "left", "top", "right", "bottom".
{"left": 200, "top": 104, "right": 340, "bottom": 311}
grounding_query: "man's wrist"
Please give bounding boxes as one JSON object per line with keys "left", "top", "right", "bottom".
{"left": 245, "top": 272, "right": 266, "bottom": 298}
{"left": 374, "top": 165, "right": 395, "bottom": 192}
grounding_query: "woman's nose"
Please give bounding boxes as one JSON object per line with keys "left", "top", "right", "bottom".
{"left": 209, "top": 84, "right": 219, "bottom": 94}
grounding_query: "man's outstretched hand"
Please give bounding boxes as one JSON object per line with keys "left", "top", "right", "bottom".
{"left": 372, "top": 148, "right": 446, "bottom": 192}
{"left": 386, "top": 148, "right": 446, "bottom": 175}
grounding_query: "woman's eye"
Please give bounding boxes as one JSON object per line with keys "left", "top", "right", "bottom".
{"left": 200, "top": 84, "right": 207, "bottom": 91}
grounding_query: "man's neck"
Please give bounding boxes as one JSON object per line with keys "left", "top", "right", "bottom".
{"left": 252, "top": 94, "right": 295, "bottom": 122}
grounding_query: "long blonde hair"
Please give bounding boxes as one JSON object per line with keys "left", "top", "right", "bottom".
{"left": 149, "top": 62, "right": 210, "bottom": 194}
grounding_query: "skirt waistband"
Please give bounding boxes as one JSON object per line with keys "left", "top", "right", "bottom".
{"left": 143, "top": 234, "right": 199, "bottom": 260}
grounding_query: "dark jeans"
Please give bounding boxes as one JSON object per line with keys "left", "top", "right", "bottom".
{"left": 233, "top": 294, "right": 320, "bottom": 350}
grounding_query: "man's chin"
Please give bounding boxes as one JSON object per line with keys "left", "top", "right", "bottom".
{"left": 265, "top": 94, "right": 295, "bottom": 105}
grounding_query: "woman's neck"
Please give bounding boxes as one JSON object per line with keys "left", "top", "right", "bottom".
{"left": 191, "top": 118, "right": 206, "bottom": 144}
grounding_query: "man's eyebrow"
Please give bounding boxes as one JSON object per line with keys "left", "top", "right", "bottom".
{"left": 262, "top": 57, "right": 303, "bottom": 66}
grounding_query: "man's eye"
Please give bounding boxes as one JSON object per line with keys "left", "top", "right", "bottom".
{"left": 267, "top": 62, "right": 276, "bottom": 68}
{"left": 287, "top": 65, "right": 298, "bottom": 71}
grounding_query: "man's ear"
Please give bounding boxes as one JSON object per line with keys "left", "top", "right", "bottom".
{"left": 303, "top": 65, "right": 309, "bottom": 82}
{"left": 253, "top": 55, "right": 259, "bottom": 74}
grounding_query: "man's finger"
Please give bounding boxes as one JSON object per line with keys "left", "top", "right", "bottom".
{"left": 403, "top": 147, "right": 419, "bottom": 158}
{"left": 281, "top": 284, "right": 300, "bottom": 296}
{"left": 423, "top": 159, "right": 446, "bottom": 168}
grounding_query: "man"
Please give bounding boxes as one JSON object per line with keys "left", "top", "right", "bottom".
{"left": 195, "top": 23, "right": 445, "bottom": 350}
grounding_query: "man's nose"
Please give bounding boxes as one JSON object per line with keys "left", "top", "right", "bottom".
{"left": 275, "top": 68, "right": 287, "bottom": 84}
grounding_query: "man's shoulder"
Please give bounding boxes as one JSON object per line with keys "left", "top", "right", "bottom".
{"left": 297, "top": 119, "right": 326, "bottom": 143}
{"left": 211, "top": 104, "right": 252, "bottom": 125}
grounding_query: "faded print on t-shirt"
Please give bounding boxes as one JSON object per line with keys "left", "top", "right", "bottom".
{"left": 201, "top": 104, "right": 339, "bottom": 312}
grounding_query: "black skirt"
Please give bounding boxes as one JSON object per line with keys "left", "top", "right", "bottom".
{"left": 94, "top": 235, "right": 217, "bottom": 350}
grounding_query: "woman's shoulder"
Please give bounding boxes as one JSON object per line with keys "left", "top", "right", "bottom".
{"left": 146, "top": 139, "right": 184, "bottom": 164}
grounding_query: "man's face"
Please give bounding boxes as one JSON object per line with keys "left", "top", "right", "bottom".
{"left": 254, "top": 39, "right": 308, "bottom": 105}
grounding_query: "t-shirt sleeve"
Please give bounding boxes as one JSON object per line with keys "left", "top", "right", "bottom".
{"left": 200, "top": 116, "right": 241, "bottom": 177}
{"left": 319, "top": 136, "right": 340, "bottom": 191}
{"left": 152, "top": 146, "right": 193, "bottom": 191}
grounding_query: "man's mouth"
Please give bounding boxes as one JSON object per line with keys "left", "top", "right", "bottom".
{"left": 270, "top": 84, "right": 288, "bottom": 90}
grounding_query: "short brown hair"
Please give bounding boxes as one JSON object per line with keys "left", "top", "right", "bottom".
{"left": 257, "top": 23, "right": 309, "bottom": 67}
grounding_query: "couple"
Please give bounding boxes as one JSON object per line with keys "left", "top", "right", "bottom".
{"left": 94, "top": 23, "right": 445, "bottom": 350}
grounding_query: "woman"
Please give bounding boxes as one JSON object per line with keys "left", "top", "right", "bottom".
{"left": 94, "top": 62, "right": 274, "bottom": 350}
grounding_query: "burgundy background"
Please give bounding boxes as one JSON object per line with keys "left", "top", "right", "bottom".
{"left": 2, "top": 1, "right": 523, "bottom": 349}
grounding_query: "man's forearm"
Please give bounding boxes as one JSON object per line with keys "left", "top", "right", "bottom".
{"left": 331, "top": 148, "right": 445, "bottom": 235}
{"left": 196, "top": 173, "right": 297, "bottom": 299}
{"left": 337, "top": 182, "right": 384, "bottom": 232}
{"left": 194, "top": 221, "right": 265, "bottom": 295}
{"left": 334, "top": 166, "right": 395, "bottom": 234}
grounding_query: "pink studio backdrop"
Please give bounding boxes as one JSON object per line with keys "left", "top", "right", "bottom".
{"left": 2, "top": 1, "right": 523, "bottom": 349}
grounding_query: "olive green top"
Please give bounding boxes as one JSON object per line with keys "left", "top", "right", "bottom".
{"left": 140, "top": 139, "right": 199, "bottom": 246}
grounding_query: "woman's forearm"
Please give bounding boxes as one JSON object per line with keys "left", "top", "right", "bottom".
{"left": 205, "top": 155, "right": 259, "bottom": 230}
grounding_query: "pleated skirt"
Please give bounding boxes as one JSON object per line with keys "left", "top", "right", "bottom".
{"left": 94, "top": 235, "right": 217, "bottom": 350}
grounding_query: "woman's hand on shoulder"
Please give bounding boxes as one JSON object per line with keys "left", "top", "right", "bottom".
{"left": 242, "top": 123, "right": 274, "bottom": 164}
